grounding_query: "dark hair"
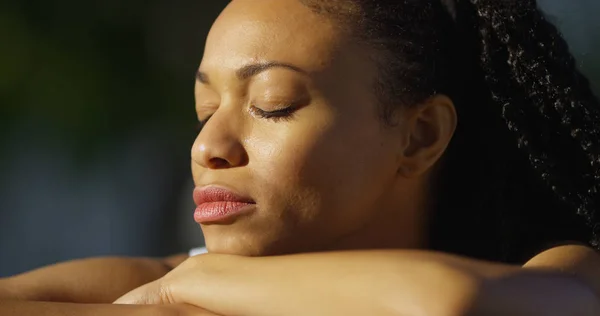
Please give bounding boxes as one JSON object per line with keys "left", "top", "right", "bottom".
{"left": 301, "top": 0, "right": 600, "bottom": 263}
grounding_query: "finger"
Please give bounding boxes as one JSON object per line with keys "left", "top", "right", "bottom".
{"left": 113, "top": 286, "right": 146, "bottom": 304}
{"left": 114, "top": 282, "right": 165, "bottom": 305}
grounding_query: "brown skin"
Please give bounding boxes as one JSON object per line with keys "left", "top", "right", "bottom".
{"left": 2, "top": 0, "right": 600, "bottom": 315}
{"left": 192, "top": 0, "right": 452, "bottom": 256}
{"left": 0, "top": 255, "right": 221, "bottom": 316}
{"left": 2, "top": 246, "right": 599, "bottom": 316}
{"left": 116, "top": 1, "right": 600, "bottom": 315}
{"left": 0, "top": 302, "right": 215, "bottom": 316}
{"left": 522, "top": 244, "right": 600, "bottom": 300}
{"left": 116, "top": 249, "right": 600, "bottom": 316}
{"left": 0, "top": 255, "right": 187, "bottom": 303}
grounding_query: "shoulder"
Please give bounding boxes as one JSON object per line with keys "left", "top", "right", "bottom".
{"left": 524, "top": 243, "right": 600, "bottom": 298}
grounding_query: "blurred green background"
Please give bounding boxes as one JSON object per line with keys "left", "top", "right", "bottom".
{"left": 0, "top": 0, "right": 599, "bottom": 276}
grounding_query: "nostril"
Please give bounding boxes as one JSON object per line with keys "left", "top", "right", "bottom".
{"left": 208, "top": 157, "right": 230, "bottom": 169}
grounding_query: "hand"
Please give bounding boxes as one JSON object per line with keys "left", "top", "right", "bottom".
{"left": 114, "top": 254, "right": 234, "bottom": 306}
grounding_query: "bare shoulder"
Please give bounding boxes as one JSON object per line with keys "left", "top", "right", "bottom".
{"left": 524, "top": 243, "right": 600, "bottom": 297}
{"left": 524, "top": 243, "right": 600, "bottom": 270}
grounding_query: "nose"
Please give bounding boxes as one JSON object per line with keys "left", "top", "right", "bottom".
{"left": 191, "top": 110, "right": 248, "bottom": 169}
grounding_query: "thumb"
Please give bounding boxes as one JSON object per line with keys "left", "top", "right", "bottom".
{"left": 113, "top": 280, "right": 175, "bottom": 305}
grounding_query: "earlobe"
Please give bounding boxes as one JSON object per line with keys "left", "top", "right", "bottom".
{"left": 397, "top": 95, "right": 457, "bottom": 178}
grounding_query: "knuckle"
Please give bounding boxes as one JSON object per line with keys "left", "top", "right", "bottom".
{"left": 157, "top": 281, "right": 177, "bottom": 304}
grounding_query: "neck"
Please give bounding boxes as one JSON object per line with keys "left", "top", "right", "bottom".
{"left": 323, "top": 182, "right": 429, "bottom": 252}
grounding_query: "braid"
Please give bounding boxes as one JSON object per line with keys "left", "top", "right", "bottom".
{"left": 462, "top": 0, "right": 600, "bottom": 247}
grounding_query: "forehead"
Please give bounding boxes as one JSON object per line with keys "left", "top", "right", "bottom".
{"left": 201, "top": 0, "right": 347, "bottom": 74}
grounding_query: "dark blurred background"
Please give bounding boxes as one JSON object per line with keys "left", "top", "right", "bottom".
{"left": 0, "top": 0, "right": 599, "bottom": 277}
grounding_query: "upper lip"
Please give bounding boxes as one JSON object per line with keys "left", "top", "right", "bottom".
{"left": 193, "top": 185, "right": 256, "bottom": 206}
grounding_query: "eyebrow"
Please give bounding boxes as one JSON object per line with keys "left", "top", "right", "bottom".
{"left": 195, "top": 61, "right": 307, "bottom": 85}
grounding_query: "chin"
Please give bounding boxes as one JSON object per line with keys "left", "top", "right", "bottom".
{"left": 205, "top": 243, "right": 258, "bottom": 256}
{"left": 202, "top": 231, "right": 277, "bottom": 256}
{"left": 204, "top": 231, "right": 312, "bottom": 257}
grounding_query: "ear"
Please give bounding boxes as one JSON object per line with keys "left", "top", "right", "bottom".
{"left": 397, "top": 95, "right": 457, "bottom": 178}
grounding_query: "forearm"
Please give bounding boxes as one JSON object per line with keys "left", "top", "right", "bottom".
{"left": 4, "top": 257, "right": 172, "bottom": 303}
{"left": 176, "top": 250, "right": 600, "bottom": 316}
{"left": 0, "top": 301, "right": 211, "bottom": 316}
{"left": 175, "top": 251, "right": 496, "bottom": 316}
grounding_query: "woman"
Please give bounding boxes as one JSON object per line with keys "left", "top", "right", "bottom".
{"left": 3, "top": 0, "right": 600, "bottom": 315}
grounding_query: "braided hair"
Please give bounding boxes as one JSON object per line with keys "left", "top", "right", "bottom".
{"left": 300, "top": 0, "right": 600, "bottom": 263}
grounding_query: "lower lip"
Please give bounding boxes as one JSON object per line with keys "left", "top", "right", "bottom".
{"left": 194, "top": 201, "right": 256, "bottom": 224}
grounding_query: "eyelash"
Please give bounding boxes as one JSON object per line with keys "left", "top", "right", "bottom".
{"left": 250, "top": 105, "right": 296, "bottom": 122}
{"left": 196, "top": 104, "right": 296, "bottom": 132}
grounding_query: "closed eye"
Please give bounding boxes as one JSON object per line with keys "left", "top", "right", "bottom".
{"left": 250, "top": 104, "right": 297, "bottom": 122}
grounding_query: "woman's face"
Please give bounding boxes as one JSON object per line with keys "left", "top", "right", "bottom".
{"left": 191, "top": 0, "right": 453, "bottom": 255}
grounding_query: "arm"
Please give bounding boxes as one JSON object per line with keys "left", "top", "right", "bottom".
{"left": 0, "top": 301, "right": 217, "bottom": 316}
{"left": 117, "top": 246, "right": 600, "bottom": 316}
{"left": 0, "top": 254, "right": 188, "bottom": 303}
{"left": 0, "top": 255, "right": 224, "bottom": 316}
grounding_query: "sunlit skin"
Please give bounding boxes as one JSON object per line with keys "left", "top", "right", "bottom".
{"left": 191, "top": 0, "right": 456, "bottom": 256}
{"left": 3, "top": 2, "right": 600, "bottom": 315}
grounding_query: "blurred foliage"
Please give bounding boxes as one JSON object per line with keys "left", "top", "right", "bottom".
{"left": 0, "top": 0, "right": 227, "bottom": 158}
{"left": 544, "top": 7, "right": 600, "bottom": 96}
{"left": 581, "top": 36, "right": 600, "bottom": 94}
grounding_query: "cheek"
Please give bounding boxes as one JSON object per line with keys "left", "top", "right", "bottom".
{"left": 247, "top": 110, "right": 398, "bottom": 228}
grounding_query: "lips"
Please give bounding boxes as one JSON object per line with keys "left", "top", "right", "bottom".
{"left": 193, "top": 186, "right": 256, "bottom": 224}
{"left": 193, "top": 186, "right": 255, "bottom": 205}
